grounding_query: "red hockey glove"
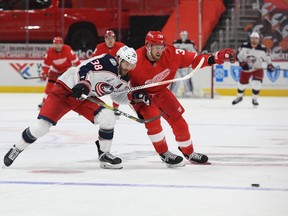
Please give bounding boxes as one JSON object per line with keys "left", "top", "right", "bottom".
{"left": 129, "top": 91, "right": 151, "bottom": 105}
{"left": 239, "top": 62, "right": 249, "bottom": 71}
{"left": 214, "top": 48, "right": 236, "bottom": 64}
{"left": 70, "top": 81, "right": 91, "bottom": 99}
{"left": 40, "top": 71, "right": 48, "bottom": 81}
{"left": 267, "top": 64, "right": 275, "bottom": 73}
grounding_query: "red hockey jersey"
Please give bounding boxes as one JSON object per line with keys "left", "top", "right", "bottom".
{"left": 92, "top": 41, "right": 125, "bottom": 57}
{"left": 42, "top": 44, "right": 80, "bottom": 74}
{"left": 129, "top": 45, "right": 210, "bottom": 94}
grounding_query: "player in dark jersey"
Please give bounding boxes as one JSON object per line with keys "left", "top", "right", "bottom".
{"left": 232, "top": 32, "right": 275, "bottom": 106}
{"left": 92, "top": 30, "right": 126, "bottom": 118}
{"left": 3, "top": 46, "right": 141, "bottom": 169}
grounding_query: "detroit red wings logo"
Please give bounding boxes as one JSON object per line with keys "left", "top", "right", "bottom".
{"left": 94, "top": 82, "right": 114, "bottom": 96}
{"left": 145, "top": 69, "right": 170, "bottom": 84}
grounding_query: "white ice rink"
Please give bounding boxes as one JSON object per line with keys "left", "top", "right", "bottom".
{"left": 0, "top": 93, "right": 287, "bottom": 216}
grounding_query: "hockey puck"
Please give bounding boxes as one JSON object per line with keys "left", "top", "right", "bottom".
{"left": 251, "top": 184, "right": 260, "bottom": 187}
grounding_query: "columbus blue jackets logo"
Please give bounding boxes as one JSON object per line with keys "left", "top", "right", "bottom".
{"left": 94, "top": 82, "right": 114, "bottom": 96}
{"left": 266, "top": 67, "right": 280, "bottom": 82}
{"left": 214, "top": 65, "right": 228, "bottom": 82}
{"left": 230, "top": 65, "right": 242, "bottom": 82}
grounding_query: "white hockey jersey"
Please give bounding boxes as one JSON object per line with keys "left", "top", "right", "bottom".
{"left": 58, "top": 54, "right": 130, "bottom": 105}
{"left": 237, "top": 42, "right": 272, "bottom": 72}
{"left": 173, "top": 39, "right": 197, "bottom": 52}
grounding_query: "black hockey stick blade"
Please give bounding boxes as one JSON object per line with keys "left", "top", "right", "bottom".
{"left": 82, "top": 95, "right": 163, "bottom": 124}
{"left": 22, "top": 76, "right": 46, "bottom": 80}
{"left": 21, "top": 75, "right": 58, "bottom": 80}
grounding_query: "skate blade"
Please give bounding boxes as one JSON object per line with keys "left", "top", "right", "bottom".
{"left": 165, "top": 161, "right": 186, "bottom": 168}
{"left": 2, "top": 164, "right": 9, "bottom": 168}
{"left": 100, "top": 162, "right": 123, "bottom": 169}
{"left": 189, "top": 161, "right": 212, "bottom": 165}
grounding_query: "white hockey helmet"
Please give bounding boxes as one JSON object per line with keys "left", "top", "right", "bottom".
{"left": 250, "top": 32, "right": 260, "bottom": 39}
{"left": 116, "top": 46, "right": 137, "bottom": 65}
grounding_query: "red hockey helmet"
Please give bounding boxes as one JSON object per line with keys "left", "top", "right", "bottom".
{"left": 145, "top": 31, "right": 166, "bottom": 45}
{"left": 104, "top": 30, "right": 116, "bottom": 38}
{"left": 53, "top": 36, "right": 63, "bottom": 44}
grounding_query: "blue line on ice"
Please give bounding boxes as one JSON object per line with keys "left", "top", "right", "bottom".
{"left": 0, "top": 180, "right": 287, "bottom": 192}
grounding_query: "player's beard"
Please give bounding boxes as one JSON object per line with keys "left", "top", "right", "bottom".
{"left": 151, "top": 51, "right": 162, "bottom": 61}
{"left": 118, "top": 66, "right": 128, "bottom": 77}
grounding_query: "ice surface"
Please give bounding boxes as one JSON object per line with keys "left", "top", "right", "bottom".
{"left": 0, "top": 93, "right": 287, "bottom": 216}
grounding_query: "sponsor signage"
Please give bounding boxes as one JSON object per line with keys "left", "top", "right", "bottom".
{"left": 214, "top": 62, "right": 288, "bottom": 89}
{"left": 0, "top": 43, "right": 93, "bottom": 59}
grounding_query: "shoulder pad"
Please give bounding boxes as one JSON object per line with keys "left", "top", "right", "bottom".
{"left": 79, "top": 54, "right": 119, "bottom": 79}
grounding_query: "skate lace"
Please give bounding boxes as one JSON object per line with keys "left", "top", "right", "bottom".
{"left": 163, "top": 151, "right": 177, "bottom": 161}
{"left": 104, "top": 152, "right": 116, "bottom": 160}
{"left": 8, "top": 148, "right": 21, "bottom": 160}
{"left": 190, "top": 152, "right": 202, "bottom": 161}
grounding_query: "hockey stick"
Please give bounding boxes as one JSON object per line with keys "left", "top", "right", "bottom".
{"left": 113, "top": 57, "right": 205, "bottom": 94}
{"left": 81, "top": 94, "right": 163, "bottom": 124}
{"left": 21, "top": 75, "right": 58, "bottom": 80}
{"left": 262, "top": 68, "right": 287, "bottom": 72}
{"left": 269, "top": 68, "right": 287, "bottom": 72}
{"left": 15, "top": 68, "right": 57, "bottom": 80}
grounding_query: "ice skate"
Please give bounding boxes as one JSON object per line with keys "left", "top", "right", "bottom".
{"left": 232, "top": 97, "right": 243, "bottom": 105}
{"left": 184, "top": 91, "right": 194, "bottom": 98}
{"left": 159, "top": 151, "right": 185, "bottom": 168}
{"left": 95, "top": 141, "right": 122, "bottom": 169}
{"left": 252, "top": 99, "right": 259, "bottom": 106}
{"left": 178, "top": 147, "right": 209, "bottom": 164}
{"left": 38, "top": 102, "right": 43, "bottom": 109}
{"left": 187, "top": 152, "right": 209, "bottom": 164}
{"left": 3, "top": 145, "right": 23, "bottom": 167}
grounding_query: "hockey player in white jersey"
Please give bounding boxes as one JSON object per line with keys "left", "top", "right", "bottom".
{"left": 170, "top": 30, "right": 197, "bottom": 97}
{"left": 3, "top": 46, "right": 146, "bottom": 169}
{"left": 232, "top": 32, "right": 275, "bottom": 106}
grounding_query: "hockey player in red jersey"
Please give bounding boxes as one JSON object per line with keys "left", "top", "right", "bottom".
{"left": 4, "top": 46, "right": 139, "bottom": 169}
{"left": 128, "top": 31, "right": 236, "bottom": 167}
{"left": 92, "top": 30, "right": 125, "bottom": 117}
{"left": 92, "top": 30, "right": 125, "bottom": 57}
{"left": 39, "top": 36, "right": 81, "bottom": 108}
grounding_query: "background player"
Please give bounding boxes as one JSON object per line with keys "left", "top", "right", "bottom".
{"left": 232, "top": 31, "right": 275, "bottom": 106}
{"left": 170, "top": 30, "right": 197, "bottom": 97}
{"left": 39, "top": 36, "right": 80, "bottom": 108}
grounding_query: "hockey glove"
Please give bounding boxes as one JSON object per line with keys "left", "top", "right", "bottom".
{"left": 129, "top": 91, "right": 151, "bottom": 106}
{"left": 267, "top": 64, "right": 275, "bottom": 73}
{"left": 71, "top": 81, "right": 91, "bottom": 99}
{"left": 213, "top": 48, "right": 236, "bottom": 64}
{"left": 40, "top": 71, "right": 48, "bottom": 81}
{"left": 239, "top": 62, "right": 249, "bottom": 71}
